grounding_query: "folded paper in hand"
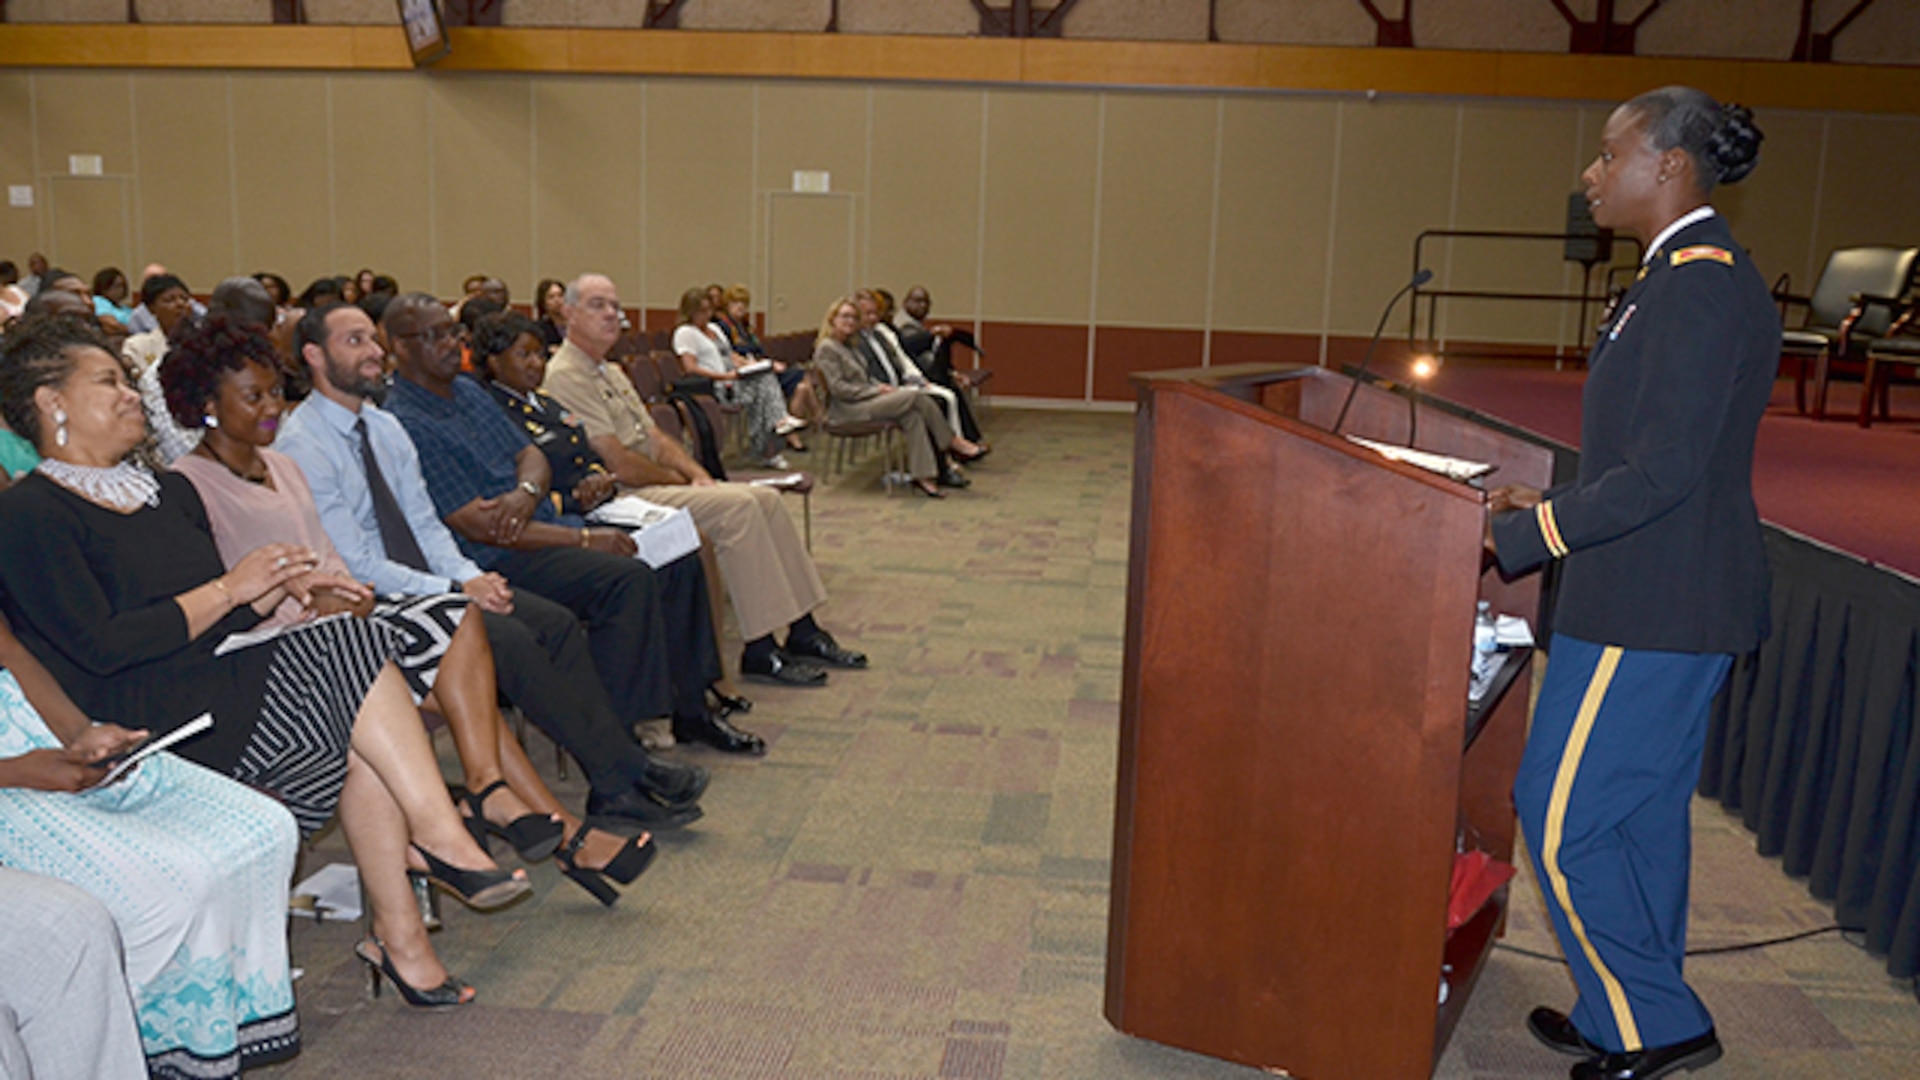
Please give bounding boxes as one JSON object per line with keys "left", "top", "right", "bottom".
{"left": 586, "top": 495, "right": 701, "bottom": 568}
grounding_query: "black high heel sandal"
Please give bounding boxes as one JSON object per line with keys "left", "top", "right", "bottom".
{"left": 555, "top": 823, "right": 657, "bottom": 908}
{"left": 410, "top": 843, "right": 532, "bottom": 911}
{"left": 355, "top": 937, "right": 473, "bottom": 1010}
{"left": 460, "top": 779, "right": 565, "bottom": 862}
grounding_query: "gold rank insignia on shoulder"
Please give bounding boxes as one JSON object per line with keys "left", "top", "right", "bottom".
{"left": 1671, "top": 245, "right": 1733, "bottom": 267}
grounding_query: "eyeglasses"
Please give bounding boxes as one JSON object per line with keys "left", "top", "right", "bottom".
{"left": 394, "top": 324, "right": 466, "bottom": 346}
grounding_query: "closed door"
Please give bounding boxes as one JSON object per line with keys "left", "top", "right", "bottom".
{"left": 766, "top": 192, "right": 854, "bottom": 336}
{"left": 47, "top": 175, "right": 132, "bottom": 279}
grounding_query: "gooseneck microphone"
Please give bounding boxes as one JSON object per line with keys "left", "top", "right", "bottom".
{"left": 1330, "top": 267, "right": 1434, "bottom": 437}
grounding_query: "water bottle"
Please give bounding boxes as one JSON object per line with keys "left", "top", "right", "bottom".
{"left": 1470, "top": 601, "right": 1499, "bottom": 700}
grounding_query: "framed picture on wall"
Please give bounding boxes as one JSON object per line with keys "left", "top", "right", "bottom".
{"left": 398, "top": 0, "right": 451, "bottom": 66}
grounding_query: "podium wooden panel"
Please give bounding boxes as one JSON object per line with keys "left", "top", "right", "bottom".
{"left": 1105, "top": 364, "right": 1552, "bottom": 1079}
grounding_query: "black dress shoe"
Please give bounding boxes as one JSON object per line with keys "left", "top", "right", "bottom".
{"left": 741, "top": 650, "right": 828, "bottom": 687}
{"left": 586, "top": 788, "right": 704, "bottom": 829}
{"left": 937, "top": 468, "right": 971, "bottom": 489}
{"left": 783, "top": 631, "right": 868, "bottom": 670}
{"left": 673, "top": 711, "right": 768, "bottom": 756}
{"left": 1571, "top": 1029, "right": 1721, "bottom": 1080}
{"left": 1529, "top": 1007, "right": 1602, "bottom": 1058}
{"left": 639, "top": 758, "right": 710, "bottom": 809}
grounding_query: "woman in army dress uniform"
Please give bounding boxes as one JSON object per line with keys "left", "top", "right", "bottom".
{"left": 1486, "top": 87, "right": 1773, "bottom": 1080}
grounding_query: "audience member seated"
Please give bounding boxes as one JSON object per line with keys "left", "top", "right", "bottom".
{"left": 893, "top": 285, "right": 987, "bottom": 444}
{"left": 355, "top": 268, "right": 377, "bottom": 301}
{"left": 0, "top": 867, "right": 146, "bottom": 1079}
{"left": 544, "top": 275, "right": 869, "bottom": 690}
{"left": 253, "top": 271, "right": 293, "bottom": 309}
{"left": 17, "top": 253, "right": 48, "bottom": 298}
{"left": 451, "top": 275, "right": 508, "bottom": 322}
{"left": 139, "top": 276, "right": 280, "bottom": 466}
{"left": 121, "top": 271, "right": 194, "bottom": 375}
{"left": 0, "top": 610, "right": 301, "bottom": 1076}
{"left": 813, "top": 296, "right": 984, "bottom": 498}
{"left": 297, "top": 276, "right": 344, "bottom": 309}
{"left": 856, "top": 290, "right": 971, "bottom": 455}
{"left": 378, "top": 293, "right": 765, "bottom": 754}
{"left": 274, "top": 302, "right": 710, "bottom": 821}
{"left": 126, "top": 263, "right": 208, "bottom": 335}
{"left": 673, "top": 286, "right": 806, "bottom": 467}
{"left": 717, "top": 283, "right": 817, "bottom": 430}
{"left": 165, "top": 314, "right": 658, "bottom": 903}
{"left": 534, "top": 277, "right": 568, "bottom": 350}
{"left": 91, "top": 267, "right": 135, "bottom": 332}
{"left": 0, "top": 313, "right": 520, "bottom": 1011}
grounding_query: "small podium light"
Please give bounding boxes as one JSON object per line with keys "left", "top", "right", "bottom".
{"left": 1410, "top": 354, "right": 1438, "bottom": 380}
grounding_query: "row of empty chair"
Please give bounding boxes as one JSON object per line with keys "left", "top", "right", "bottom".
{"left": 1777, "top": 245, "right": 1919, "bottom": 428}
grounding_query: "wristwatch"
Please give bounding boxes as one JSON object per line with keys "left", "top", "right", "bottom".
{"left": 518, "top": 480, "right": 541, "bottom": 499}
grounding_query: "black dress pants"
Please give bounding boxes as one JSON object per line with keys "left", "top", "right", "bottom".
{"left": 492, "top": 547, "right": 721, "bottom": 726}
{"left": 480, "top": 594, "right": 651, "bottom": 799}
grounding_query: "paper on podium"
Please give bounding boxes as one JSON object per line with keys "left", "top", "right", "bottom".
{"left": 587, "top": 495, "right": 701, "bottom": 568}
{"left": 1345, "top": 435, "right": 1495, "bottom": 483}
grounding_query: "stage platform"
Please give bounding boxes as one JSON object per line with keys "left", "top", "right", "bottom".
{"left": 1424, "top": 362, "right": 1920, "bottom": 579}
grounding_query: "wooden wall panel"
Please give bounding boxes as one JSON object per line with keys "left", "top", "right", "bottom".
{"left": 1093, "top": 92, "right": 1214, "bottom": 330}
{"left": 131, "top": 73, "right": 234, "bottom": 290}
{"left": 429, "top": 76, "right": 533, "bottom": 300}
{"left": 977, "top": 320, "right": 1091, "bottom": 399}
{"left": 230, "top": 71, "right": 332, "bottom": 292}
{"left": 980, "top": 88, "right": 1099, "bottom": 324}
{"left": 1090, "top": 326, "right": 1203, "bottom": 401}
{"left": 531, "top": 75, "right": 644, "bottom": 298}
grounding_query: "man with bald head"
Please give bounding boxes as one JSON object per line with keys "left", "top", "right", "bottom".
{"left": 541, "top": 273, "right": 867, "bottom": 691}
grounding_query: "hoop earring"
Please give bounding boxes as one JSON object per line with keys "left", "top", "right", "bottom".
{"left": 53, "top": 408, "right": 68, "bottom": 448}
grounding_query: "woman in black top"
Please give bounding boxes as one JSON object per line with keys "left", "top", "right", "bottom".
{"left": 0, "top": 314, "right": 525, "bottom": 1007}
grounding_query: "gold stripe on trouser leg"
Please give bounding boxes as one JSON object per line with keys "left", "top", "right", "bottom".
{"left": 1541, "top": 645, "right": 1643, "bottom": 1051}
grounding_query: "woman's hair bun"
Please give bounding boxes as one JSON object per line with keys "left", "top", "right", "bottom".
{"left": 1706, "top": 103, "right": 1763, "bottom": 186}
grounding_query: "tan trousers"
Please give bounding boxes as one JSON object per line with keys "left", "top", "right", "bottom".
{"left": 830, "top": 387, "right": 955, "bottom": 480}
{"left": 636, "top": 482, "right": 826, "bottom": 641}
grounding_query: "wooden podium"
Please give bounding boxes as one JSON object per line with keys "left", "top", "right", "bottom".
{"left": 1105, "top": 363, "right": 1552, "bottom": 1079}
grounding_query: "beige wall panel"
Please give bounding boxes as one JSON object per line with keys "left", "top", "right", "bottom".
{"left": 1063, "top": 0, "right": 1209, "bottom": 43}
{"left": 33, "top": 71, "right": 134, "bottom": 190}
{"left": 47, "top": 176, "right": 132, "bottom": 279}
{"left": 1442, "top": 103, "right": 1584, "bottom": 346}
{"left": 130, "top": 73, "right": 234, "bottom": 288}
{"left": 531, "top": 76, "right": 643, "bottom": 294}
{"left": 681, "top": 0, "right": 831, "bottom": 33}
{"left": 136, "top": 0, "right": 272, "bottom": 22}
{"left": 1710, "top": 110, "right": 1823, "bottom": 289}
{"left": 753, "top": 81, "right": 869, "bottom": 301}
{"left": 230, "top": 72, "right": 332, "bottom": 291}
{"left": 1214, "top": 0, "right": 1374, "bottom": 47}
{"left": 865, "top": 85, "right": 982, "bottom": 317}
{"left": 1638, "top": 0, "right": 1799, "bottom": 61}
{"left": 840, "top": 0, "right": 978, "bottom": 36}
{"left": 301, "top": 0, "right": 392, "bottom": 24}
{"left": 642, "top": 79, "right": 754, "bottom": 311}
{"left": 1209, "top": 95, "right": 1339, "bottom": 333}
{"left": 8, "top": 0, "right": 125, "bottom": 21}
{"left": 506, "top": 1, "right": 650, "bottom": 28}
{"left": 429, "top": 76, "right": 533, "bottom": 299}
{"left": 1325, "top": 99, "right": 1456, "bottom": 335}
{"left": 0, "top": 74, "right": 39, "bottom": 263}
{"left": 1813, "top": 114, "right": 1920, "bottom": 255}
{"left": 980, "top": 88, "right": 1099, "bottom": 323}
{"left": 1833, "top": 2, "right": 1920, "bottom": 66}
{"left": 328, "top": 74, "right": 433, "bottom": 292}
{"left": 1093, "top": 92, "right": 1214, "bottom": 328}
{"left": 1416, "top": 1, "right": 1564, "bottom": 54}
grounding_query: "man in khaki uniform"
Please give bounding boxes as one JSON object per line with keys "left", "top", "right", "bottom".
{"left": 542, "top": 274, "right": 865, "bottom": 687}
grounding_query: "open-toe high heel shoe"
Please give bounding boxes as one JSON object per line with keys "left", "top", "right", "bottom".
{"left": 460, "top": 779, "right": 565, "bottom": 862}
{"left": 950, "top": 444, "right": 990, "bottom": 464}
{"left": 410, "top": 843, "right": 532, "bottom": 911}
{"left": 355, "top": 937, "right": 474, "bottom": 1009}
{"left": 556, "top": 823, "right": 657, "bottom": 907}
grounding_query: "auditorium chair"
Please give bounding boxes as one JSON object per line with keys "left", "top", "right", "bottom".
{"left": 1778, "top": 246, "right": 1917, "bottom": 418}
{"left": 803, "top": 365, "right": 907, "bottom": 491}
{"left": 1860, "top": 302, "right": 1920, "bottom": 428}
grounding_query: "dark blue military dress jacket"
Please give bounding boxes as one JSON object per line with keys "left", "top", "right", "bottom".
{"left": 1491, "top": 211, "right": 1779, "bottom": 655}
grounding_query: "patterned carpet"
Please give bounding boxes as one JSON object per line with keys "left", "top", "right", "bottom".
{"left": 264, "top": 406, "right": 1920, "bottom": 1079}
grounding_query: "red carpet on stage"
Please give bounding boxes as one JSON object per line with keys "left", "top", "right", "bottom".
{"left": 1424, "top": 363, "right": 1920, "bottom": 579}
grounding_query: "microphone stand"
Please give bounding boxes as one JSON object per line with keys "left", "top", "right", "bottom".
{"left": 1330, "top": 268, "right": 1434, "bottom": 437}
